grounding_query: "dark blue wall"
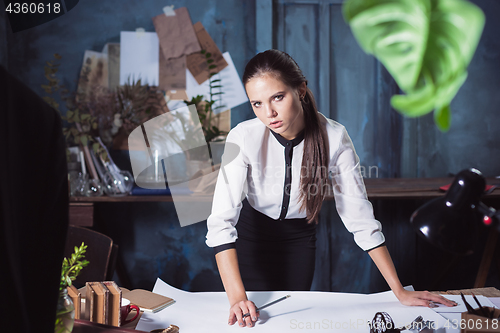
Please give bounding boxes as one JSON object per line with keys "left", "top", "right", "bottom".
{"left": 1, "top": 0, "right": 499, "bottom": 293}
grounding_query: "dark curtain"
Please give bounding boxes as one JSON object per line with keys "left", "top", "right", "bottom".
{"left": 0, "top": 65, "right": 69, "bottom": 332}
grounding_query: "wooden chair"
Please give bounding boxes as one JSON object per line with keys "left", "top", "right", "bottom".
{"left": 64, "top": 225, "right": 118, "bottom": 288}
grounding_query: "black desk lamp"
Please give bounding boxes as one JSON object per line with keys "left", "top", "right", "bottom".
{"left": 410, "top": 168, "right": 500, "bottom": 255}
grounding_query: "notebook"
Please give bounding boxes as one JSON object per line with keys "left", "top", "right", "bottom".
{"left": 122, "top": 289, "right": 175, "bottom": 313}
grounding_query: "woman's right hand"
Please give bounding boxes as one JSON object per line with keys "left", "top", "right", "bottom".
{"left": 228, "top": 299, "right": 259, "bottom": 328}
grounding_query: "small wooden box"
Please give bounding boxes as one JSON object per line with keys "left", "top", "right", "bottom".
{"left": 460, "top": 307, "right": 500, "bottom": 332}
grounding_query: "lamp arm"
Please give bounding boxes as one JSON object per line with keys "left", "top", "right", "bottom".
{"left": 477, "top": 202, "right": 500, "bottom": 232}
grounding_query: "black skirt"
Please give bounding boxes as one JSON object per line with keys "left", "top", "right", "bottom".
{"left": 235, "top": 199, "right": 317, "bottom": 291}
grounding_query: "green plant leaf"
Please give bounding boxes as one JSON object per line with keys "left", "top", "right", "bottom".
{"left": 343, "top": 0, "right": 485, "bottom": 130}
{"left": 80, "top": 135, "right": 88, "bottom": 146}
{"left": 213, "top": 104, "right": 227, "bottom": 110}
{"left": 205, "top": 52, "right": 212, "bottom": 58}
{"left": 208, "top": 64, "right": 217, "bottom": 70}
{"left": 434, "top": 104, "right": 451, "bottom": 132}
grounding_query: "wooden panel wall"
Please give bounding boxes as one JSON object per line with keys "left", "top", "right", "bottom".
{"left": 268, "top": 0, "right": 500, "bottom": 292}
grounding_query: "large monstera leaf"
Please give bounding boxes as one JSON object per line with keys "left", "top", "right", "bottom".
{"left": 343, "top": 0, "right": 484, "bottom": 131}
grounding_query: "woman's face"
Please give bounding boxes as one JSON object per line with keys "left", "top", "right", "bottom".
{"left": 245, "top": 73, "right": 306, "bottom": 140}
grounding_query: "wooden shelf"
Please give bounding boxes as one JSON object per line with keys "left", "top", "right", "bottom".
{"left": 69, "top": 177, "right": 500, "bottom": 203}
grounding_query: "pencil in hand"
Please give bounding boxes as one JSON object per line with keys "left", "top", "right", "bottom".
{"left": 242, "top": 295, "right": 291, "bottom": 319}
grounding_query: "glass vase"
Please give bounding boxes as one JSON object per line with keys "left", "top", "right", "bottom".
{"left": 54, "top": 288, "right": 75, "bottom": 333}
{"left": 102, "top": 170, "right": 134, "bottom": 197}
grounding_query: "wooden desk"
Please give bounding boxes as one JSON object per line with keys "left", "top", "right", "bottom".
{"left": 436, "top": 287, "right": 500, "bottom": 297}
{"left": 72, "top": 287, "right": 499, "bottom": 332}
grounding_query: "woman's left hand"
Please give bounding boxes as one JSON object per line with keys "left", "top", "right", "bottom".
{"left": 395, "top": 289, "right": 458, "bottom": 308}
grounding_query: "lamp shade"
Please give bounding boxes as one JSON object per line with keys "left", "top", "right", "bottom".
{"left": 410, "top": 169, "right": 485, "bottom": 255}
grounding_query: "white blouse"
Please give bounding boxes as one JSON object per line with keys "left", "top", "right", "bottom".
{"left": 205, "top": 112, "right": 385, "bottom": 252}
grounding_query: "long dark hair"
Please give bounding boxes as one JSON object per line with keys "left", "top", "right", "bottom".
{"left": 242, "top": 49, "right": 329, "bottom": 224}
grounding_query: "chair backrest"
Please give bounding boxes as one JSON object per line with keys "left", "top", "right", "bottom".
{"left": 64, "top": 226, "right": 117, "bottom": 287}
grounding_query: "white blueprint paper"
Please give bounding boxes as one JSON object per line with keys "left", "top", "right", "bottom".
{"left": 432, "top": 294, "right": 497, "bottom": 313}
{"left": 136, "top": 278, "right": 448, "bottom": 333}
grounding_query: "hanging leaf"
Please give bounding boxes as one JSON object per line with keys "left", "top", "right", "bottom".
{"left": 343, "top": 0, "right": 485, "bottom": 131}
{"left": 434, "top": 104, "right": 452, "bottom": 132}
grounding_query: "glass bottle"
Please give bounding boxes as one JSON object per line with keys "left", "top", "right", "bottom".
{"left": 54, "top": 288, "right": 75, "bottom": 333}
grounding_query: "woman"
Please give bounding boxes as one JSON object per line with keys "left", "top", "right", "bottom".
{"left": 205, "top": 49, "right": 456, "bottom": 328}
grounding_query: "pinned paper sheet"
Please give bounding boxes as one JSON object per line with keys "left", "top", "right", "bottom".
{"left": 102, "top": 43, "right": 120, "bottom": 91}
{"left": 186, "top": 21, "right": 228, "bottom": 84}
{"left": 76, "top": 50, "right": 108, "bottom": 101}
{"left": 159, "top": 53, "right": 186, "bottom": 91}
{"left": 186, "top": 52, "right": 248, "bottom": 114}
{"left": 152, "top": 7, "right": 201, "bottom": 61}
{"left": 120, "top": 31, "right": 159, "bottom": 86}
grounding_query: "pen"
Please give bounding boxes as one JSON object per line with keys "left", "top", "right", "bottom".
{"left": 471, "top": 292, "right": 489, "bottom": 318}
{"left": 242, "top": 295, "right": 291, "bottom": 319}
{"left": 461, "top": 293, "right": 478, "bottom": 315}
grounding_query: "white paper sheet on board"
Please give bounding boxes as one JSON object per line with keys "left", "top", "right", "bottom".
{"left": 186, "top": 52, "right": 248, "bottom": 114}
{"left": 136, "top": 278, "right": 448, "bottom": 333}
{"left": 120, "top": 31, "right": 159, "bottom": 86}
{"left": 432, "top": 294, "right": 497, "bottom": 313}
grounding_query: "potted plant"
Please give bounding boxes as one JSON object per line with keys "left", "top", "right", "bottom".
{"left": 183, "top": 50, "right": 228, "bottom": 166}
{"left": 55, "top": 242, "right": 89, "bottom": 333}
